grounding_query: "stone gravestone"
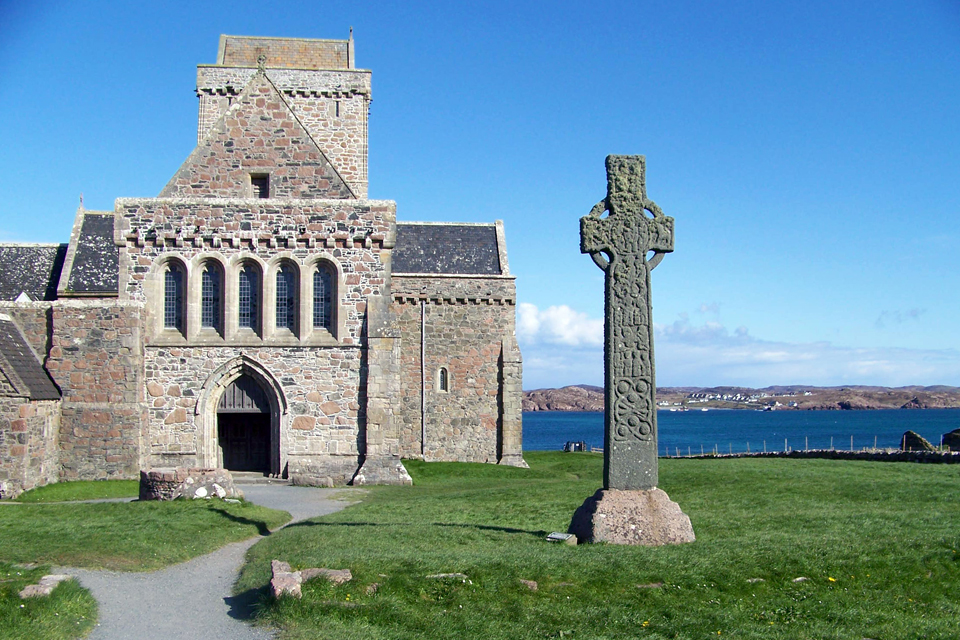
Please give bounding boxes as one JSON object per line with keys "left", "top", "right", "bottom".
{"left": 568, "top": 155, "right": 695, "bottom": 545}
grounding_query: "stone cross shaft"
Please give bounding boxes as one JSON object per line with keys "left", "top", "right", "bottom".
{"left": 580, "top": 155, "right": 674, "bottom": 490}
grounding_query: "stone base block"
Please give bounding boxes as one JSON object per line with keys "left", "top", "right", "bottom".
{"left": 498, "top": 454, "right": 529, "bottom": 468}
{"left": 353, "top": 456, "right": 412, "bottom": 485}
{"left": 287, "top": 454, "right": 360, "bottom": 487}
{"left": 568, "top": 488, "right": 695, "bottom": 546}
{"left": 139, "top": 468, "right": 243, "bottom": 501}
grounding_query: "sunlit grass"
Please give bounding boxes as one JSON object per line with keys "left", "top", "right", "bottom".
{"left": 242, "top": 453, "right": 960, "bottom": 639}
{"left": 0, "top": 499, "right": 291, "bottom": 571}
{"left": 14, "top": 480, "right": 139, "bottom": 503}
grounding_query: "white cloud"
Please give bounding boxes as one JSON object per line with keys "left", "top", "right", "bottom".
{"left": 516, "top": 303, "right": 960, "bottom": 389}
{"left": 517, "top": 303, "right": 603, "bottom": 347}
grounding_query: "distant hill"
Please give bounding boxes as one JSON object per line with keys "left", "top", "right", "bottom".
{"left": 522, "top": 385, "right": 960, "bottom": 412}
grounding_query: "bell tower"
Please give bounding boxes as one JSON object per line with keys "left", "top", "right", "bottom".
{"left": 195, "top": 33, "right": 371, "bottom": 198}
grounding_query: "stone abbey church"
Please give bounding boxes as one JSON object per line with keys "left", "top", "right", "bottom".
{"left": 0, "top": 35, "right": 525, "bottom": 498}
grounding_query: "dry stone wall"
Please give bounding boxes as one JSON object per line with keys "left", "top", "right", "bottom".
{"left": 0, "top": 398, "right": 59, "bottom": 498}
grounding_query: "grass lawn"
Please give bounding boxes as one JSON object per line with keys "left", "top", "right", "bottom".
{"left": 240, "top": 452, "right": 960, "bottom": 639}
{"left": 0, "top": 498, "right": 291, "bottom": 571}
{"left": 14, "top": 480, "right": 139, "bottom": 503}
{"left": 0, "top": 491, "right": 291, "bottom": 639}
{"left": 0, "top": 562, "right": 96, "bottom": 640}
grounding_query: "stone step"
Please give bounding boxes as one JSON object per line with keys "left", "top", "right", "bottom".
{"left": 230, "top": 471, "right": 290, "bottom": 486}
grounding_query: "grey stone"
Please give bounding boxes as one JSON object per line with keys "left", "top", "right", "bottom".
{"left": 139, "top": 468, "right": 243, "bottom": 501}
{"left": 270, "top": 560, "right": 302, "bottom": 599}
{"left": 519, "top": 579, "right": 538, "bottom": 591}
{"left": 943, "top": 428, "right": 960, "bottom": 452}
{"left": 301, "top": 567, "right": 353, "bottom": 585}
{"left": 568, "top": 488, "right": 695, "bottom": 546}
{"left": 900, "top": 430, "right": 936, "bottom": 452}
{"left": 19, "top": 574, "right": 73, "bottom": 598}
{"left": 580, "top": 155, "right": 674, "bottom": 491}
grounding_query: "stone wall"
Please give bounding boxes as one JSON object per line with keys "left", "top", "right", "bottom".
{"left": 678, "top": 449, "right": 960, "bottom": 464}
{"left": 391, "top": 275, "right": 523, "bottom": 465}
{"left": 0, "top": 304, "right": 53, "bottom": 358}
{"left": 165, "top": 74, "right": 353, "bottom": 200}
{"left": 143, "top": 344, "right": 364, "bottom": 484}
{"left": 195, "top": 67, "right": 370, "bottom": 197}
{"left": 0, "top": 398, "right": 60, "bottom": 498}
{"left": 46, "top": 301, "right": 143, "bottom": 480}
{"left": 218, "top": 35, "right": 352, "bottom": 70}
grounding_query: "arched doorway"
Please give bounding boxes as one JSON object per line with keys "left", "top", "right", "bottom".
{"left": 217, "top": 375, "right": 271, "bottom": 472}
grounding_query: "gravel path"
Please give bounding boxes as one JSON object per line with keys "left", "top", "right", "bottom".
{"left": 65, "top": 485, "right": 358, "bottom": 640}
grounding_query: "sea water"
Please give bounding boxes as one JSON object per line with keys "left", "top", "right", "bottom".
{"left": 522, "top": 409, "right": 960, "bottom": 454}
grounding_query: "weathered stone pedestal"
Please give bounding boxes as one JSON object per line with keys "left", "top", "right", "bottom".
{"left": 569, "top": 488, "right": 695, "bottom": 546}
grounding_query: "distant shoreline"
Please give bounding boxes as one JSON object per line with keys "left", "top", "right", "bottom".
{"left": 522, "top": 384, "right": 960, "bottom": 413}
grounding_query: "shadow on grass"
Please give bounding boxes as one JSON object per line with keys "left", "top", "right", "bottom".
{"left": 280, "top": 519, "right": 547, "bottom": 538}
{"left": 224, "top": 585, "right": 270, "bottom": 621}
{"left": 209, "top": 505, "right": 273, "bottom": 537}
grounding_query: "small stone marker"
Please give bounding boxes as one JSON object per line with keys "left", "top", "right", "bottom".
{"left": 546, "top": 532, "right": 577, "bottom": 545}
{"left": 568, "top": 155, "right": 695, "bottom": 546}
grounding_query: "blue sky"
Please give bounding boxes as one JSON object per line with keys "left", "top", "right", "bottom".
{"left": 2, "top": 0, "right": 958, "bottom": 389}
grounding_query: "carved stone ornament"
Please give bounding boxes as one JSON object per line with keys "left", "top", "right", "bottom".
{"left": 580, "top": 155, "right": 674, "bottom": 491}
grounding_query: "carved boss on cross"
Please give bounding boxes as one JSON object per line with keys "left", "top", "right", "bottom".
{"left": 581, "top": 155, "right": 673, "bottom": 490}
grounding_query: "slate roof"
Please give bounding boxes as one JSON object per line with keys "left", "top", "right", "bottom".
{"left": 392, "top": 223, "right": 502, "bottom": 275}
{"left": 65, "top": 214, "right": 118, "bottom": 294}
{"left": 0, "top": 316, "right": 60, "bottom": 400}
{"left": 0, "top": 244, "right": 67, "bottom": 301}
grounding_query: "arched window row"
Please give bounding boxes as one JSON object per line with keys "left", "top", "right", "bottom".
{"left": 157, "top": 256, "right": 339, "bottom": 343}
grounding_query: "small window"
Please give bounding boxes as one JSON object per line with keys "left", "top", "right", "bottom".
{"left": 164, "top": 263, "right": 184, "bottom": 331}
{"left": 238, "top": 264, "right": 260, "bottom": 331}
{"left": 313, "top": 265, "right": 334, "bottom": 330}
{"left": 276, "top": 265, "right": 297, "bottom": 332}
{"left": 438, "top": 367, "right": 449, "bottom": 392}
{"left": 251, "top": 174, "right": 270, "bottom": 199}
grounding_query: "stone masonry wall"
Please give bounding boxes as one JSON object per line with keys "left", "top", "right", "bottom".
{"left": 117, "top": 198, "right": 393, "bottom": 345}
{"left": 0, "top": 304, "right": 53, "bottom": 359}
{"left": 165, "top": 74, "right": 353, "bottom": 200}
{"left": 391, "top": 275, "right": 519, "bottom": 463}
{"left": 0, "top": 398, "right": 60, "bottom": 498}
{"left": 196, "top": 68, "right": 370, "bottom": 197}
{"left": 119, "top": 195, "right": 392, "bottom": 483}
{"left": 219, "top": 36, "right": 351, "bottom": 70}
{"left": 144, "top": 345, "right": 364, "bottom": 475}
{"left": 46, "top": 301, "right": 143, "bottom": 480}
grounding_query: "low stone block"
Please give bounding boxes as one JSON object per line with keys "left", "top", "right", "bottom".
{"left": 139, "top": 467, "right": 243, "bottom": 500}
{"left": 901, "top": 430, "right": 936, "bottom": 452}
{"left": 301, "top": 567, "right": 353, "bottom": 585}
{"left": 568, "top": 488, "right": 695, "bottom": 546}
{"left": 19, "top": 574, "right": 73, "bottom": 598}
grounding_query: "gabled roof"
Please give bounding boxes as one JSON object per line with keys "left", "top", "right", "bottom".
{"left": 0, "top": 315, "right": 60, "bottom": 401}
{"left": 392, "top": 223, "right": 505, "bottom": 275}
{"left": 159, "top": 70, "right": 353, "bottom": 199}
{"left": 59, "top": 211, "right": 118, "bottom": 297}
{"left": 0, "top": 243, "right": 67, "bottom": 301}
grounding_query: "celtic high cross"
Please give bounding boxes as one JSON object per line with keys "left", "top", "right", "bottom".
{"left": 580, "top": 155, "right": 674, "bottom": 491}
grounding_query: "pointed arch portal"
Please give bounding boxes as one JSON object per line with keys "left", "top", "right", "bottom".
{"left": 196, "top": 355, "right": 287, "bottom": 476}
{"left": 217, "top": 375, "right": 271, "bottom": 471}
